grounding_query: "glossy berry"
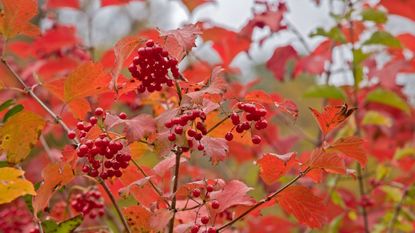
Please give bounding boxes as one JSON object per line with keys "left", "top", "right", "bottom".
{"left": 206, "top": 184, "right": 214, "bottom": 192}
{"left": 119, "top": 112, "right": 127, "bottom": 119}
{"left": 251, "top": 135, "right": 261, "bottom": 144}
{"left": 89, "top": 116, "right": 98, "bottom": 125}
{"left": 201, "top": 216, "right": 210, "bottom": 225}
{"left": 94, "top": 107, "right": 104, "bottom": 116}
{"left": 197, "top": 144, "right": 204, "bottom": 151}
{"left": 211, "top": 200, "right": 220, "bottom": 209}
{"left": 192, "top": 188, "right": 201, "bottom": 198}
{"left": 67, "top": 131, "right": 76, "bottom": 139}
{"left": 207, "top": 227, "right": 216, "bottom": 233}
{"left": 191, "top": 225, "right": 200, "bottom": 233}
{"left": 168, "top": 133, "right": 176, "bottom": 142}
{"left": 225, "top": 132, "right": 233, "bottom": 141}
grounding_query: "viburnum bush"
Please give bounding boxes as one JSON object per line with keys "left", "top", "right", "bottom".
{"left": 0, "top": 0, "right": 415, "bottom": 232}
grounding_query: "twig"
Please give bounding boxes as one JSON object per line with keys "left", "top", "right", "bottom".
{"left": 99, "top": 179, "right": 131, "bottom": 233}
{"left": 168, "top": 151, "right": 183, "bottom": 233}
{"left": 217, "top": 167, "right": 311, "bottom": 232}
{"left": 131, "top": 159, "right": 170, "bottom": 207}
{"left": 387, "top": 188, "right": 410, "bottom": 233}
{"left": 1, "top": 58, "right": 80, "bottom": 145}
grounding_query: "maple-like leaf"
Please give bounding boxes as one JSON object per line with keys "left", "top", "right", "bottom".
{"left": 181, "top": 0, "right": 214, "bottom": 14}
{"left": 202, "top": 26, "right": 251, "bottom": 66}
{"left": 380, "top": 0, "right": 415, "bottom": 21}
{"left": 112, "top": 35, "right": 142, "bottom": 86}
{"left": 185, "top": 66, "right": 226, "bottom": 103}
{"left": 209, "top": 180, "right": 255, "bottom": 212}
{"left": 200, "top": 136, "right": 229, "bottom": 165}
{"left": 397, "top": 33, "right": 415, "bottom": 52}
{"left": 0, "top": 0, "right": 39, "bottom": 38}
{"left": 105, "top": 113, "right": 155, "bottom": 142}
{"left": 0, "top": 110, "right": 45, "bottom": 164}
{"left": 275, "top": 185, "right": 327, "bottom": 228}
{"left": 329, "top": 136, "right": 367, "bottom": 167}
{"left": 123, "top": 205, "right": 152, "bottom": 232}
{"left": 257, "top": 152, "right": 296, "bottom": 185}
{"left": 241, "top": 5, "right": 286, "bottom": 39}
{"left": 266, "top": 45, "right": 299, "bottom": 81}
{"left": 309, "top": 148, "right": 346, "bottom": 174}
{"left": 0, "top": 167, "right": 35, "bottom": 204}
{"left": 309, "top": 104, "right": 356, "bottom": 136}
{"left": 160, "top": 24, "right": 202, "bottom": 61}
{"left": 294, "top": 40, "right": 332, "bottom": 76}
{"left": 33, "top": 162, "right": 74, "bottom": 214}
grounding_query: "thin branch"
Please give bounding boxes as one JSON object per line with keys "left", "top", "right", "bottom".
{"left": 99, "top": 179, "right": 131, "bottom": 233}
{"left": 1, "top": 58, "right": 80, "bottom": 145}
{"left": 387, "top": 188, "right": 410, "bottom": 233}
{"left": 131, "top": 159, "right": 170, "bottom": 207}
{"left": 168, "top": 151, "right": 183, "bottom": 233}
{"left": 217, "top": 167, "right": 311, "bottom": 232}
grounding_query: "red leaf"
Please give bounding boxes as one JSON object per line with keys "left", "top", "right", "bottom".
{"left": 46, "top": 0, "right": 79, "bottom": 9}
{"left": 245, "top": 90, "right": 274, "bottom": 104}
{"left": 112, "top": 35, "right": 142, "bottom": 85}
{"left": 181, "top": 0, "right": 214, "bottom": 14}
{"left": 152, "top": 153, "right": 187, "bottom": 177}
{"left": 266, "top": 45, "right": 299, "bottom": 81}
{"left": 397, "top": 33, "right": 415, "bottom": 52}
{"left": 209, "top": 180, "right": 254, "bottom": 212}
{"left": 248, "top": 216, "right": 293, "bottom": 233}
{"left": 32, "top": 26, "right": 79, "bottom": 56}
{"left": 241, "top": 5, "right": 286, "bottom": 39}
{"left": 309, "top": 104, "right": 356, "bottom": 136}
{"left": 380, "top": 0, "right": 415, "bottom": 21}
{"left": 160, "top": 24, "right": 202, "bottom": 61}
{"left": 200, "top": 136, "right": 229, "bottom": 165}
{"left": 309, "top": 148, "right": 346, "bottom": 174}
{"left": 184, "top": 66, "right": 226, "bottom": 103}
{"left": 329, "top": 136, "right": 367, "bottom": 167}
{"left": 105, "top": 113, "right": 156, "bottom": 142}
{"left": 275, "top": 186, "right": 327, "bottom": 228}
{"left": 257, "top": 152, "right": 296, "bottom": 185}
{"left": 202, "top": 26, "right": 250, "bottom": 66}
{"left": 294, "top": 40, "right": 332, "bottom": 76}
{"left": 0, "top": 0, "right": 39, "bottom": 38}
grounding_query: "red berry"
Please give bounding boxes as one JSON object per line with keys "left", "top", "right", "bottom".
{"left": 211, "top": 200, "right": 220, "bottom": 209}
{"left": 231, "top": 112, "right": 240, "bottom": 125}
{"left": 67, "top": 131, "right": 76, "bottom": 139}
{"left": 119, "top": 112, "right": 127, "bottom": 119}
{"left": 192, "top": 188, "right": 201, "bottom": 198}
{"left": 197, "top": 144, "right": 204, "bottom": 151}
{"left": 146, "top": 39, "right": 154, "bottom": 47}
{"left": 94, "top": 107, "right": 104, "bottom": 116}
{"left": 174, "top": 126, "right": 183, "bottom": 134}
{"left": 89, "top": 116, "right": 98, "bottom": 125}
{"left": 207, "top": 227, "right": 216, "bottom": 233}
{"left": 206, "top": 184, "right": 214, "bottom": 192}
{"left": 76, "top": 122, "right": 84, "bottom": 130}
{"left": 251, "top": 135, "right": 261, "bottom": 144}
{"left": 200, "top": 216, "right": 209, "bottom": 224}
{"left": 168, "top": 133, "right": 176, "bottom": 141}
{"left": 191, "top": 225, "right": 200, "bottom": 233}
{"left": 225, "top": 132, "right": 233, "bottom": 141}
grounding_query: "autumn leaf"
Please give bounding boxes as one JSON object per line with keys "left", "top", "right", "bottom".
{"left": 46, "top": 0, "right": 79, "bottom": 9}
{"left": 0, "top": 110, "right": 45, "bottom": 164}
{"left": 185, "top": 66, "right": 226, "bottom": 103}
{"left": 33, "top": 162, "right": 74, "bottom": 214}
{"left": 112, "top": 35, "right": 142, "bottom": 85}
{"left": 200, "top": 136, "right": 229, "bottom": 165}
{"left": 0, "top": 167, "right": 35, "bottom": 204}
{"left": 257, "top": 152, "right": 296, "bottom": 185}
{"left": 309, "top": 104, "right": 356, "bottom": 136}
{"left": 209, "top": 180, "right": 255, "bottom": 212}
{"left": 266, "top": 45, "right": 299, "bottom": 81}
{"left": 0, "top": 0, "right": 39, "bottom": 38}
{"left": 105, "top": 113, "right": 156, "bottom": 142}
{"left": 160, "top": 24, "right": 202, "bottom": 61}
{"left": 380, "top": 0, "right": 415, "bottom": 22}
{"left": 181, "top": 0, "right": 214, "bottom": 14}
{"left": 294, "top": 40, "right": 332, "bottom": 76}
{"left": 152, "top": 153, "right": 187, "bottom": 177}
{"left": 123, "top": 205, "right": 152, "bottom": 232}
{"left": 329, "top": 136, "right": 367, "bottom": 167}
{"left": 245, "top": 90, "right": 274, "bottom": 104}
{"left": 308, "top": 148, "right": 346, "bottom": 174}
{"left": 275, "top": 185, "right": 327, "bottom": 228}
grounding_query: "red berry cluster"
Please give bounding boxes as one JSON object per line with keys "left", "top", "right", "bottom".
{"left": 67, "top": 107, "right": 107, "bottom": 140}
{"left": 128, "top": 39, "right": 180, "bottom": 93}
{"left": 77, "top": 133, "right": 131, "bottom": 179}
{"left": 0, "top": 202, "right": 34, "bottom": 233}
{"left": 164, "top": 109, "right": 208, "bottom": 152}
{"left": 71, "top": 189, "right": 105, "bottom": 219}
{"left": 225, "top": 102, "right": 268, "bottom": 144}
{"left": 189, "top": 184, "right": 220, "bottom": 233}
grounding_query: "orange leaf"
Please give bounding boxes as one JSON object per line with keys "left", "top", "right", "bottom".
{"left": 309, "top": 104, "right": 356, "bottom": 136}
{"left": 112, "top": 35, "right": 142, "bottom": 84}
{"left": 275, "top": 186, "right": 327, "bottom": 228}
{"left": 329, "top": 136, "right": 367, "bottom": 167}
{"left": 309, "top": 148, "right": 346, "bottom": 174}
{"left": 0, "top": 0, "right": 39, "bottom": 38}
{"left": 33, "top": 162, "right": 74, "bottom": 214}
{"left": 257, "top": 152, "right": 296, "bottom": 185}
{"left": 123, "top": 205, "right": 152, "bottom": 232}
{"left": 181, "top": 0, "right": 214, "bottom": 14}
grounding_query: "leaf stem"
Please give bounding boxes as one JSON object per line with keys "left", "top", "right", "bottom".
{"left": 99, "top": 179, "right": 131, "bottom": 233}
{"left": 168, "top": 151, "right": 183, "bottom": 233}
{"left": 217, "top": 167, "right": 311, "bottom": 232}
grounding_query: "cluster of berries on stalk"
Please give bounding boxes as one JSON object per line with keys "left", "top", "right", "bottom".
{"left": 71, "top": 189, "right": 105, "bottom": 219}
{"left": 225, "top": 102, "right": 268, "bottom": 144}
{"left": 189, "top": 184, "right": 221, "bottom": 233}
{"left": 164, "top": 109, "right": 208, "bottom": 152}
{"left": 0, "top": 201, "right": 35, "bottom": 233}
{"left": 68, "top": 108, "right": 131, "bottom": 179}
{"left": 128, "top": 39, "right": 180, "bottom": 93}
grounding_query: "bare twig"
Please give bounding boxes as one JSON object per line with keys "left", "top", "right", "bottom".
{"left": 387, "top": 187, "right": 410, "bottom": 233}
{"left": 168, "top": 151, "right": 183, "bottom": 233}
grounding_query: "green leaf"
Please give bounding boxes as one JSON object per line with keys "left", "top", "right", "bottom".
{"left": 365, "top": 88, "right": 410, "bottom": 114}
{"left": 0, "top": 99, "right": 14, "bottom": 112}
{"left": 3, "top": 104, "right": 24, "bottom": 122}
{"left": 362, "top": 111, "right": 392, "bottom": 127}
{"left": 42, "top": 215, "right": 83, "bottom": 233}
{"left": 361, "top": 8, "right": 388, "bottom": 24}
{"left": 353, "top": 48, "right": 370, "bottom": 65}
{"left": 381, "top": 186, "right": 402, "bottom": 202}
{"left": 363, "top": 31, "right": 401, "bottom": 48}
{"left": 304, "top": 85, "right": 346, "bottom": 99}
{"left": 394, "top": 146, "right": 415, "bottom": 160}
{"left": 311, "top": 27, "right": 346, "bottom": 43}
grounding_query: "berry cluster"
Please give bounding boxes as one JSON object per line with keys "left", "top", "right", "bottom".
{"left": 69, "top": 108, "right": 131, "bottom": 179}
{"left": 225, "top": 102, "right": 268, "bottom": 144}
{"left": 189, "top": 184, "right": 220, "bottom": 233}
{"left": 0, "top": 202, "right": 34, "bottom": 233}
{"left": 128, "top": 39, "right": 180, "bottom": 93}
{"left": 71, "top": 189, "right": 105, "bottom": 219}
{"left": 164, "top": 109, "right": 208, "bottom": 151}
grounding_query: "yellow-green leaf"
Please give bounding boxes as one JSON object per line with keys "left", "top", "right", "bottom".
{"left": 362, "top": 111, "right": 392, "bottom": 127}
{"left": 365, "top": 88, "right": 410, "bottom": 114}
{"left": 0, "top": 110, "right": 45, "bottom": 163}
{"left": 0, "top": 167, "right": 35, "bottom": 204}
